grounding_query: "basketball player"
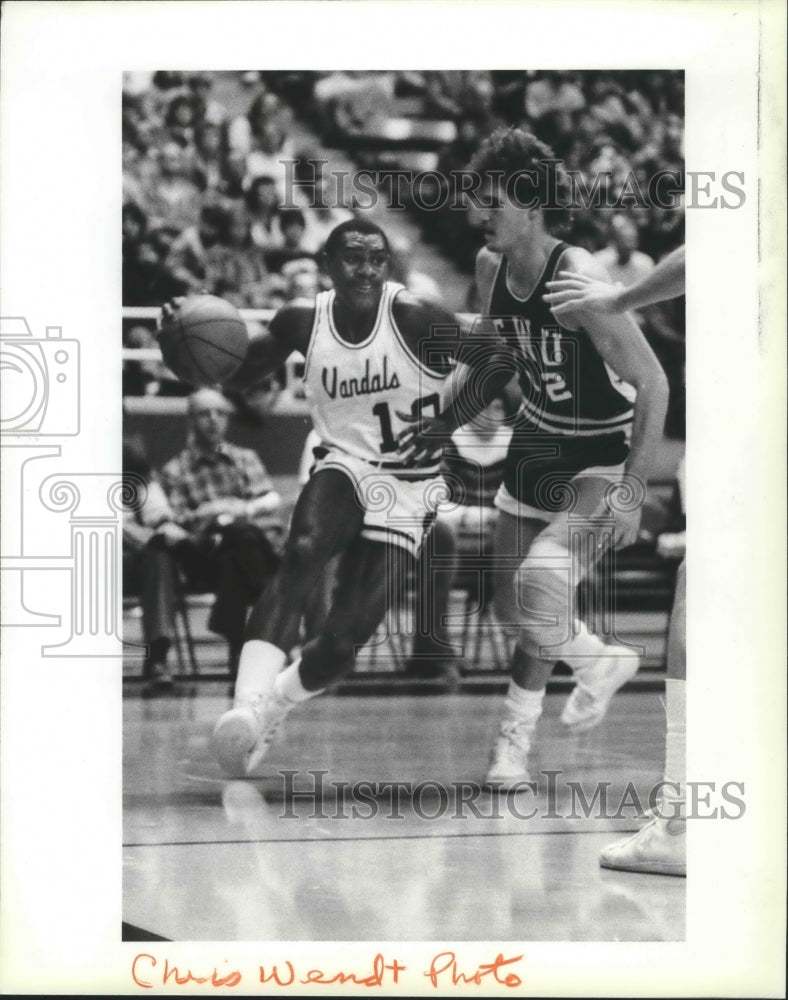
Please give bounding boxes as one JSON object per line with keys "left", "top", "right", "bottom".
{"left": 447, "top": 128, "right": 670, "bottom": 791}
{"left": 545, "top": 246, "right": 686, "bottom": 876}
{"left": 206, "top": 218, "right": 513, "bottom": 775}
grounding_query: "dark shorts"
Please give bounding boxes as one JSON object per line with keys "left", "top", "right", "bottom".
{"left": 498, "top": 419, "right": 630, "bottom": 518}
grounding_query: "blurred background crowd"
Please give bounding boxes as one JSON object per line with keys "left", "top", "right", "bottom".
{"left": 123, "top": 69, "right": 684, "bottom": 437}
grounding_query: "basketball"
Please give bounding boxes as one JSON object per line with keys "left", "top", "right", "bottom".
{"left": 159, "top": 294, "right": 249, "bottom": 387}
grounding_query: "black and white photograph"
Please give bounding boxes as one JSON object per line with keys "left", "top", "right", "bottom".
{"left": 1, "top": 1, "right": 785, "bottom": 995}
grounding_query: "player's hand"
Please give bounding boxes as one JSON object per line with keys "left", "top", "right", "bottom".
{"left": 612, "top": 507, "right": 642, "bottom": 550}
{"left": 395, "top": 410, "right": 454, "bottom": 466}
{"left": 156, "top": 297, "right": 186, "bottom": 337}
{"left": 543, "top": 271, "right": 625, "bottom": 318}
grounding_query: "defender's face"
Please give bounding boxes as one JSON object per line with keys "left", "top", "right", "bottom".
{"left": 471, "top": 180, "right": 536, "bottom": 255}
{"left": 327, "top": 232, "right": 390, "bottom": 311}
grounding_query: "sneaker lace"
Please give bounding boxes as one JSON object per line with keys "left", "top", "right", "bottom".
{"left": 570, "top": 681, "right": 599, "bottom": 713}
{"left": 497, "top": 717, "right": 533, "bottom": 761}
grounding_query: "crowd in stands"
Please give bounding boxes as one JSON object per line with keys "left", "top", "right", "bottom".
{"left": 123, "top": 70, "right": 684, "bottom": 435}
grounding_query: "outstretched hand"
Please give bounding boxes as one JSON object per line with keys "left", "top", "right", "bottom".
{"left": 543, "top": 271, "right": 625, "bottom": 318}
{"left": 395, "top": 410, "right": 454, "bottom": 466}
{"left": 156, "top": 296, "right": 186, "bottom": 337}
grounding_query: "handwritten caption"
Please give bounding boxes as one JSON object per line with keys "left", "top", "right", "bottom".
{"left": 131, "top": 951, "right": 524, "bottom": 990}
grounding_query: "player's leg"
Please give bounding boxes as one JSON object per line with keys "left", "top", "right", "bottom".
{"left": 406, "top": 516, "right": 459, "bottom": 678}
{"left": 486, "top": 508, "right": 552, "bottom": 788}
{"left": 554, "top": 474, "right": 641, "bottom": 732}
{"left": 243, "top": 468, "right": 363, "bottom": 651}
{"left": 299, "top": 536, "right": 412, "bottom": 689}
{"left": 244, "top": 537, "right": 412, "bottom": 772}
{"left": 486, "top": 475, "right": 639, "bottom": 788}
{"left": 214, "top": 469, "right": 363, "bottom": 774}
{"left": 600, "top": 559, "right": 686, "bottom": 876}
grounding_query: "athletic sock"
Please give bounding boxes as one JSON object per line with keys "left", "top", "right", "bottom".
{"left": 504, "top": 682, "right": 545, "bottom": 721}
{"left": 663, "top": 677, "right": 686, "bottom": 799}
{"left": 273, "top": 658, "right": 323, "bottom": 704}
{"left": 234, "top": 640, "right": 287, "bottom": 707}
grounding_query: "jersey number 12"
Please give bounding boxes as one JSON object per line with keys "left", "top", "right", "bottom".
{"left": 373, "top": 393, "right": 440, "bottom": 453}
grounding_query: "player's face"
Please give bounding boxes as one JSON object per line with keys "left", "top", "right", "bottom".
{"left": 471, "top": 180, "right": 536, "bottom": 254}
{"left": 327, "top": 232, "right": 390, "bottom": 311}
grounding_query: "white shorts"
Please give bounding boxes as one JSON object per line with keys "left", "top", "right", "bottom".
{"left": 312, "top": 448, "right": 447, "bottom": 558}
{"left": 494, "top": 464, "right": 627, "bottom": 523}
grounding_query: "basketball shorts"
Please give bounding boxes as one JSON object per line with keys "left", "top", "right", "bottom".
{"left": 494, "top": 423, "right": 630, "bottom": 523}
{"left": 311, "top": 448, "right": 446, "bottom": 558}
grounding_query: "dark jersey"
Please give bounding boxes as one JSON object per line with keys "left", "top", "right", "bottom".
{"left": 487, "top": 242, "right": 635, "bottom": 438}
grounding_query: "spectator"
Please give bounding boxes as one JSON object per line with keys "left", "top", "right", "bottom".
{"left": 193, "top": 121, "right": 234, "bottom": 196}
{"left": 123, "top": 439, "right": 190, "bottom": 695}
{"left": 282, "top": 259, "right": 321, "bottom": 303}
{"left": 166, "top": 203, "right": 232, "bottom": 294}
{"left": 228, "top": 90, "right": 296, "bottom": 194}
{"left": 594, "top": 216, "right": 684, "bottom": 438}
{"left": 122, "top": 227, "right": 188, "bottom": 307}
{"left": 167, "top": 202, "right": 271, "bottom": 307}
{"left": 524, "top": 70, "right": 586, "bottom": 122}
{"left": 263, "top": 208, "right": 316, "bottom": 273}
{"left": 313, "top": 70, "right": 395, "bottom": 137}
{"left": 293, "top": 161, "right": 355, "bottom": 255}
{"left": 122, "top": 202, "right": 148, "bottom": 256}
{"left": 215, "top": 206, "right": 272, "bottom": 308}
{"left": 158, "top": 388, "right": 285, "bottom": 678}
{"left": 421, "top": 71, "right": 494, "bottom": 122}
{"left": 137, "top": 140, "right": 203, "bottom": 230}
{"left": 188, "top": 72, "right": 227, "bottom": 127}
{"left": 164, "top": 90, "right": 201, "bottom": 149}
{"left": 244, "top": 175, "right": 284, "bottom": 251}
{"left": 595, "top": 214, "right": 655, "bottom": 305}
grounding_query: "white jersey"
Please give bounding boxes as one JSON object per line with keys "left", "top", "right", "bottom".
{"left": 303, "top": 282, "right": 450, "bottom": 475}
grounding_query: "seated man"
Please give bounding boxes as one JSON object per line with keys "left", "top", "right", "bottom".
{"left": 405, "top": 393, "right": 515, "bottom": 678}
{"left": 158, "top": 388, "right": 284, "bottom": 678}
{"left": 122, "top": 439, "right": 189, "bottom": 694}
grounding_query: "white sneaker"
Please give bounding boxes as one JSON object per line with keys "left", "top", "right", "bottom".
{"left": 600, "top": 814, "right": 686, "bottom": 876}
{"left": 484, "top": 715, "right": 537, "bottom": 791}
{"left": 213, "top": 691, "right": 292, "bottom": 777}
{"left": 561, "top": 647, "right": 640, "bottom": 733}
{"left": 245, "top": 692, "right": 293, "bottom": 774}
{"left": 213, "top": 704, "right": 258, "bottom": 777}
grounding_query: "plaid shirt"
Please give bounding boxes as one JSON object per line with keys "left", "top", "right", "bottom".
{"left": 159, "top": 440, "right": 275, "bottom": 529}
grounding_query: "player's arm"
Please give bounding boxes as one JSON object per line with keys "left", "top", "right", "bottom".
{"left": 393, "top": 261, "right": 518, "bottom": 464}
{"left": 544, "top": 245, "right": 686, "bottom": 317}
{"left": 559, "top": 249, "right": 670, "bottom": 547}
{"left": 438, "top": 248, "right": 518, "bottom": 429}
{"left": 223, "top": 302, "right": 314, "bottom": 393}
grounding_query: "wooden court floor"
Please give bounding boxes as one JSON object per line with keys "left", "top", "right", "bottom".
{"left": 123, "top": 688, "right": 684, "bottom": 942}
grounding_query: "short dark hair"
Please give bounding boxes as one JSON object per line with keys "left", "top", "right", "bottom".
{"left": 279, "top": 207, "right": 306, "bottom": 230}
{"left": 323, "top": 218, "right": 390, "bottom": 260}
{"left": 468, "top": 126, "right": 573, "bottom": 233}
